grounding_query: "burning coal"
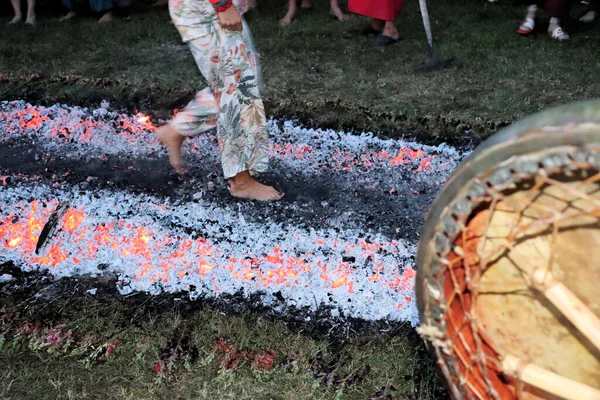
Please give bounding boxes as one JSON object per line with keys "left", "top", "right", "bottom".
{"left": 0, "top": 101, "right": 466, "bottom": 326}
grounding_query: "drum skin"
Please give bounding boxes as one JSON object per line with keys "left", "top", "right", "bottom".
{"left": 415, "top": 100, "right": 600, "bottom": 400}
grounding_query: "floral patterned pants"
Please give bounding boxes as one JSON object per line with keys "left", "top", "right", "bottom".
{"left": 168, "top": 5, "right": 268, "bottom": 179}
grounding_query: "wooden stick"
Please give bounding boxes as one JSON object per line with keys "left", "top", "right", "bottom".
{"left": 502, "top": 354, "right": 600, "bottom": 400}
{"left": 530, "top": 268, "right": 600, "bottom": 353}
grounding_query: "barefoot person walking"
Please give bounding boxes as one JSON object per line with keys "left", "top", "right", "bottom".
{"left": 156, "top": 0, "right": 283, "bottom": 201}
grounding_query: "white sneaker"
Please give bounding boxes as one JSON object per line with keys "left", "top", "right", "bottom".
{"left": 548, "top": 26, "right": 570, "bottom": 41}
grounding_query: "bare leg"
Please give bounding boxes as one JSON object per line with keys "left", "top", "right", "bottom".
{"left": 229, "top": 171, "right": 283, "bottom": 201}
{"left": 25, "top": 0, "right": 35, "bottom": 24}
{"left": 247, "top": 0, "right": 256, "bottom": 9}
{"left": 98, "top": 11, "right": 114, "bottom": 23}
{"left": 329, "top": 0, "right": 349, "bottom": 21}
{"left": 155, "top": 124, "right": 186, "bottom": 174}
{"left": 8, "top": 0, "right": 22, "bottom": 24}
{"left": 300, "top": 0, "right": 311, "bottom": 9}
{"left": 371, "top": 18, "right": 384, "bottom": 32}
{"left": 280, "top": 0, "right": 296, "bottom": 26}
{"left": 60, "top": 11, "right": 78, "bottom": 21}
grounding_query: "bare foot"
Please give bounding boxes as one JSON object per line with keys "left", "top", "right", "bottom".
{"left": 98, "top": 11, "right": 114, "bottom": 23}
{"left": 60, "top": 11, "right": 77, "bottom": 21}
{"left": 300, "top": 0, "right": 311, "bottom": 9}
{"left": 8, "top": 15, "right": 22, "bottom": 24}
{"left": 155, "top": 124, "right": 185, "bottom": 174}
{"left": 229, "top": 171, "right": 283, "bottom": 201}
{"left": 330, "top": 7, "right": 349, "bottom": 21}
{"left": 382, "top": 20, "right": 400, "bottom": 40}
{"left": 279, "top": 12, "right": 294, "bottom": 26}
{"left": 25, "top": 16, "right": 36, "bottom": 25}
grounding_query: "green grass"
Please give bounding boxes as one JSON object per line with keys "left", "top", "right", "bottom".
{"left": 1, "top": 0, "right": 599, "bottom": 141}
{"left": 0, "top": 278, "right": 445, "bottom": 400}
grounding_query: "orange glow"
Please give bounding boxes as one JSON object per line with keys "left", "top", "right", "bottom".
{"left": 1, "top": 200, "right": 417, "bottom": 310}
{"left": 331, "top": 275, "right": 347, "bottom": 289}
{"left": 8, "top": 237, "right": 21, "bottom": 248}
{"left": 63, "top": 209, "right": 85, "bottom": 234}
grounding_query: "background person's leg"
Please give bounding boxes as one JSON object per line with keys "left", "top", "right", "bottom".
{"left": 25, "top": 0, "right": 35, "bottom": 24}
{"left": 8, "top": 0, "right": 22, "bottom": 24}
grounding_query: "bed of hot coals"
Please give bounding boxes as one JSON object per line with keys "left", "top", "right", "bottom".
{"left": 0, "top": 100, "right": 467, "bottom": 327}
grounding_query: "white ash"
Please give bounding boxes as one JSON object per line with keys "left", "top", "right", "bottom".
{"left": 0, "top": 182, "right": 419, "bottom": 325}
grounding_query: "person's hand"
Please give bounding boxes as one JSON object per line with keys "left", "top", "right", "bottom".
{"left": 217, "top": 6, "right": 243, "bottom": 31}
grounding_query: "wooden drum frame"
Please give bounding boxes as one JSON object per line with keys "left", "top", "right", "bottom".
{"left": 416, "top": 100, "right": 600, "bottom": 400}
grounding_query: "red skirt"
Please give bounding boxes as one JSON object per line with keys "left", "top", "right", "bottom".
{"left": 348, "top": 0, "right": 404, "bottom": 20}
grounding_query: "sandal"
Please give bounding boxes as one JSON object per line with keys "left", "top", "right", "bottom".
{"left": 518, "top": 17, "right": 535, "bottom": 35}
{"left": 373, "top": 34, "right": 400, "bottom": 47}
{"left": 548, "top": 26, "right": 570, "bottom": 41}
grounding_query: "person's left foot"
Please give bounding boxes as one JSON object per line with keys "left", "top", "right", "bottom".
{"left": 25, "top": 16, "right": 36, "bottom": 24}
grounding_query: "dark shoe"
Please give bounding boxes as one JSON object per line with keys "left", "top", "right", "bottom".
{"left": 373, "top": 34, "right": 400, "bottom": 47}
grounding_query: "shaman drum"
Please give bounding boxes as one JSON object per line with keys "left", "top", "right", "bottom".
{"left": 416, "top": 100, "right": 600, "bottom": 400}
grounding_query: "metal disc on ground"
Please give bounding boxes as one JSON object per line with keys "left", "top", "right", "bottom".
{"left": 415, "top": 100, "right": 600, "bottom": 399}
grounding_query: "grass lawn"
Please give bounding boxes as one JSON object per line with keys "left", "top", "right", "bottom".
{"left": 0, "top": 0, "right": 599, "bottom": 142}
{"left": 0, "top": 276, "right": 444, "bottom": 400}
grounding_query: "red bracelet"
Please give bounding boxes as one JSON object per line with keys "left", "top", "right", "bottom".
{"left": 214, "top": 0, "right": 233, "bottom": 12}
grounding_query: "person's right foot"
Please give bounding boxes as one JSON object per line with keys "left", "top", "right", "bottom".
{"left": 25, "top": 16, "right": 36, "bottom": 24}
{"left": 155, "top": 124, "right": 185, "bottom": 174}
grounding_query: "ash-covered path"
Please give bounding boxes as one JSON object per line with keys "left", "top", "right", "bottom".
{"left": 0, "top": 100, "right": 466, "bottom": 326}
